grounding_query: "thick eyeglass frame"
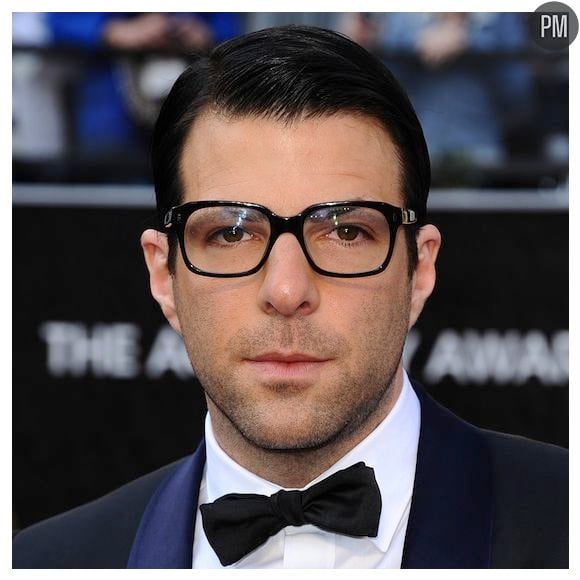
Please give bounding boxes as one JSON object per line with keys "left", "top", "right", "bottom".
{"left": 163, "top": 200, "right": 418, "bottom": 278}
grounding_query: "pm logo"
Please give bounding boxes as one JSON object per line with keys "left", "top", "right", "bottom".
{"left": 532, "top": 2, "right": 578, "bottom": 49}
{"left": 541, "top": 12, "right": 568, "bottom": 37}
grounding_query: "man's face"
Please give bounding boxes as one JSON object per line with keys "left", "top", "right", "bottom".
{"left": 143, "top": 112, "right": 439, "bottom": 453}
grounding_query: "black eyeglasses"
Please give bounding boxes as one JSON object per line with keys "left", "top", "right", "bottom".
{"left": 163, "top": 200, "right": 418, "bottom": 278}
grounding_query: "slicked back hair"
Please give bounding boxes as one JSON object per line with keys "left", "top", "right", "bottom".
{"left": 151, "top": 25, "right": 430, "bottom": 276}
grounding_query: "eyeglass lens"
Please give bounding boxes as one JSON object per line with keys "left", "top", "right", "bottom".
{"left": 183, "top": 204, "right": 392, "bottom": 275}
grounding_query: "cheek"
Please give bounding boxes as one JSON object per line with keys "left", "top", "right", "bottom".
{"left": 174, "top": 278, "right": 216, "bottom": 356}
{"left": 331, "top": 276, "right": 411, "bottom": 358}
{"left": 173, "top": 277, "right": 253, "bottom": 358}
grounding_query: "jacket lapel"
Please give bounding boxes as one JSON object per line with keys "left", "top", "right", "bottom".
{"left": 127, "top": 442, "right": 206, "bottom": 568}
{"left": 402, "top": 381, "right": 493, "bottom": 568}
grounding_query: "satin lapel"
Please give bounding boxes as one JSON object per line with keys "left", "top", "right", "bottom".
{"left": 401, "top": 382, "right": 493, "bottom": 568}
{"left": 127, "top": 441, "right": 206, "bottom": 568}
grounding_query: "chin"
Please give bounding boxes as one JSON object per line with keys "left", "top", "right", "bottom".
{"left": 235, "top": 411, "right": 351, "bottom": 453}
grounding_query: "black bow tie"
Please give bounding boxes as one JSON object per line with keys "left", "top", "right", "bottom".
{"left": 199, "top": 461, "right": 381, "bottom": 566}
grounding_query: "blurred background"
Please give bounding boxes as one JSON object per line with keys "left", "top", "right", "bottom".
{"left": 13, "top": 12, "right": 568, "bottom": 530}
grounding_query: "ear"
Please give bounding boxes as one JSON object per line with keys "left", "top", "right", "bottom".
{"left": 408, "top": 224, "right": 441, "bottom": 329}
{"left": 140, "top": 229, "right": 182, "bottom": 335}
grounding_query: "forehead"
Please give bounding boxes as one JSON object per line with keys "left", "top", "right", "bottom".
{"left": 179, "top": 111, "right": 403, "bottom": 213}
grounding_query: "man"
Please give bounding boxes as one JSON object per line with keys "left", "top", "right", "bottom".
{"left": 13, "top": 25, "right": 567, "bottom": 569}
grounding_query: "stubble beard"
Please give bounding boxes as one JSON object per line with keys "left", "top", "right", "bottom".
{"left": 179, "top": 290, "right": 411, "bottom": 456}
{"left": 202, "top": 356, "right": 402, "bottom": 454}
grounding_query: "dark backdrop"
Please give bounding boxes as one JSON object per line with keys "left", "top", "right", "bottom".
{"left": 12, "top": 198, "right": 568, "bottom": 528}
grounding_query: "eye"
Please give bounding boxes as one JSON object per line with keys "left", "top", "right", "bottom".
{"left": 205, "top": 225, "right": 253, "bottom": 246}
{"left": 220, "top": 226, "right": 247, "bottom": 243}
{"left": 328, "top": 225, "right": 368, "bottom": 242}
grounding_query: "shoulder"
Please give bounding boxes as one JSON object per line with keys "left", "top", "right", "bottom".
{"left": 484, "top": 429, "right": 568, "bottom": 477}
{"left": 482, "top": 430, "right": 568, "bottom": 568}
{"left": 484, "top": 429, "right": 568, "bottom": 500}
{"left": 13, "top": 458, "right": 187, "bottom": 569}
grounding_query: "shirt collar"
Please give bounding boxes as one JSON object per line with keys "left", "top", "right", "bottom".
{"left": 203, "top": 370, "right": 421, "bottom": 554}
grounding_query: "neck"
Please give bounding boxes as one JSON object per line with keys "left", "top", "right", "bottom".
{"left": 206, "top": 366, "right": 404, "bottom": 488}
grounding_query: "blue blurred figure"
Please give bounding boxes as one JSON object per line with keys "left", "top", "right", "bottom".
{"left": 343, "top": 13, "right": 533, "bottom": 166}
{"left": 45, "top": 13, "right": 241, "bottom": 163}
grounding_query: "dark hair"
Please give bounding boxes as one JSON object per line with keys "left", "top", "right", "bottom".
{"left": 151, "top": 25, "right": 430, "bottom": 275}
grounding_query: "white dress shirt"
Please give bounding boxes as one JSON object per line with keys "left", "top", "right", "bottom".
{"left": 191, "top": 370, "right": 420, "bottom": 568}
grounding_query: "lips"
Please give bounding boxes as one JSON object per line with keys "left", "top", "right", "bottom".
{"left": 242, "top": 352, "right": 333, "bottom": 380}
{"left": 248, "top": 352, "right": 331, "bottom": 363}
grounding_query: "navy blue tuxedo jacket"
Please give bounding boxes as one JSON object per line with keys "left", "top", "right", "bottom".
{"left": 13, "top": 382, "right": 568, "bottom": 568}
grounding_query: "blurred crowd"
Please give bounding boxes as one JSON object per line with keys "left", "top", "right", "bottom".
{"left": 13, "top": 12, "right": 569, "bottom": 189}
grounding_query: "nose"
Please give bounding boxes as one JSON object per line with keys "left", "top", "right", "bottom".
{"left": 256, "top": 233, "right": 321, "bottom": 317}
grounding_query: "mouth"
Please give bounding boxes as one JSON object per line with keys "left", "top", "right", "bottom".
{"left": 242, "top": 352, "right": 333, "bottom": 380}
{"left": 250, "top": 352, "right": 331, "bottom": 363}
